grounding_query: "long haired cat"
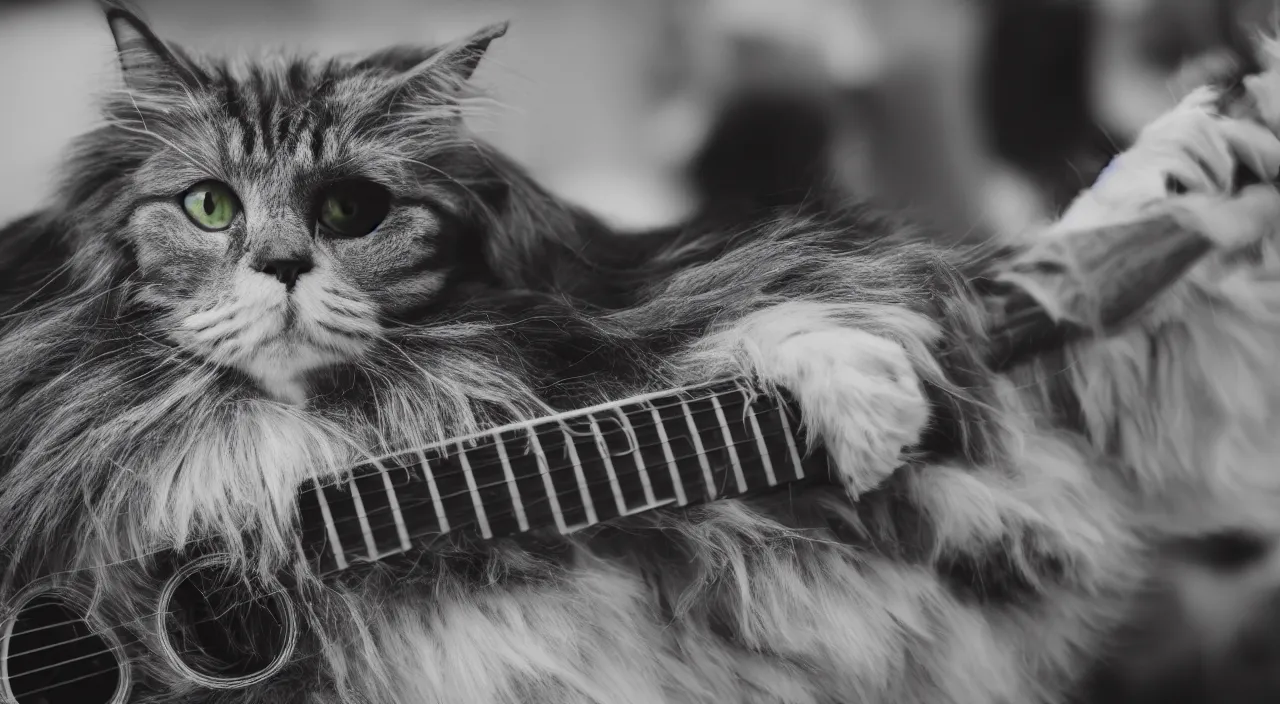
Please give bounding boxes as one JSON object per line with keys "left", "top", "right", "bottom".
{"left": 2, "top": 4, "right": 1280, "bottom": 704}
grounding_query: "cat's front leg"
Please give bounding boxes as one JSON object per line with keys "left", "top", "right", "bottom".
{"left": 681, "top": 301, "right": 931, "bottom": 497}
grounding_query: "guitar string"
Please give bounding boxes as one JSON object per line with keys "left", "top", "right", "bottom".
{"left": 293, "top": 382, "right": 766, "bottom": 500}
{"left": 13, "top": 664, "right": 121, "bottom": 698}
{"left": 305, "top": 391, "right": 796, "bottom": 542}
{"left": 8, "top": 384, "right": 775, "bottom": 592}
{"left": 14, "top": 573, "right": 398, "bottom": 701}
{"left": 311, "top": 396, "right": 763, "bottom": 518}
{"left": 5, "top": 583, "right": 293, "bottom": 673}
{"left": 317, "top": 429, "right": 797, "bottom": 569}
{"left": 7, "top": 586, "right": 292, "bottom": 680}
{"left": 315, "top": 422, "right": 795, "bottom": 543}
{"left": 3, "top": 433, "right": 814, "bottom": 676}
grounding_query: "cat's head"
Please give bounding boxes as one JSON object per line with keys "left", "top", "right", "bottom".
{"left": 69, "top": 6, "right": 511, "bottom": 403}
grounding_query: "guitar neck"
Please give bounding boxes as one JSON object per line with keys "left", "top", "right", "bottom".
{"left": 295, "top": 381, "right": 829, "bottom": 575}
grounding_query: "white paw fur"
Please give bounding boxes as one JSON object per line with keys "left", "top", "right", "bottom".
{"left": 685, "top": 302, "right": 930, "bottom": 497}
{"left": 1057, "top": 86, "right": 1280, "bottom": 235}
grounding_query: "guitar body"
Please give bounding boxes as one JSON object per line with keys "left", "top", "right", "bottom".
{"left": 0, "top": 372, "right": 1138, "bottom": 704}
{"left": 0, "top": 554, "right": 293, "bottom": 704}
{"left": 0, "top": 382, "right": 842, "bottom": 702}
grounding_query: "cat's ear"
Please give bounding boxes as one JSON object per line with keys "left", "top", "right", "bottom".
{"left": 104, "top": 3, "right": 202, "bottom": 92}
{"left": 379, "top": 22, "right": 508, "bottom": 107}
{"left": 413, "top": 22, "right": 507, "bottom": 85}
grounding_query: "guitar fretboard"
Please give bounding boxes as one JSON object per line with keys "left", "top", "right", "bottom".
{"left": 295, "top": 381, "right": 829, "bottom": 575}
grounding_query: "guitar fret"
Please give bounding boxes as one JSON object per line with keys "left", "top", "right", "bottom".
{"left": 709, "top": 394, "right": 748, "bottom": 494}
{"left": 527, "top": 428, "right": 574, "bottom": 534}
{"left": 647, "top": 400, "right": 687, "bottom": 506}
{"left": 346, "top": 472, "right": 381, "bottom": 561}
{"left": 614, "top": 407, "right": 658, "bottom": 507}
{"left": 296, "top": 381, "right": 828, "bottom": 574}
{"left": 372, "top": 459, "right": 413, "bottom": 553}
{"left": 742, "top": 394, "right": 778, "bottom": 487}
{"left": 492, "top": 433, "right": 530, "bottom": 533}
{"left": 312, "top": 484, "right": 349, "bottom": 571}
{"left": 589, "top": 415, "right": 631, "bottom": 515}
{"left": 679, "top": 399, "right": 717, "bottom": 500}
{"left": 416, "top": 449, "right": 450, "bottom": 534}
{"left": 456, "top": 442, "right": 493, "bottom": 540}
{"left": 776, "top": 403, "right": 805, "bottom": 479}
{"left": 559, "top": 425, "right": 599, "bottom": 526}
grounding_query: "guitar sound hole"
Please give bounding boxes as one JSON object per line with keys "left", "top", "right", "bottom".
{"left": 4, "top": 594, "right": 121, "bottom": 704}
{"left": 161, "top": 565, "right": 288, "bottom": 684}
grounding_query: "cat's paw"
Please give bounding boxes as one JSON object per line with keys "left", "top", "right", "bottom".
{"left": 1168, "top": 183, "right": 1280, "bottom": 250}
{"left": 1060, "top": 87, "right": 1280, "bottom": 231}
{"left": 756, "top": 327, "right": 929, "bottom": 497}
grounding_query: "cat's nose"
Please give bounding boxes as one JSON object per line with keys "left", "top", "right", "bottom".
{"left": 254, "top": 257, "right": 313, "bottom": 291}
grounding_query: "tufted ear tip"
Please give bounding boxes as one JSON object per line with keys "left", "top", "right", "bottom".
{"left": 430, "top": 20, "right": 511, "bottom": 83}
{"left": 477, "top": 21, "right": 510, "bottom": 46}
{"left": 474, "top": 21, "right": 510, "bottom": 42}
{"left": 369, "top": 20, "right": 511, "bottom": 114}
{"left": 102, "top": 0, "right": 202, "bottom": 91}
{"left": 103, "top": 2, "right": 149, "bottom": 51}
{"left": 102, "top": 0, "right": 154, "bottom": 47}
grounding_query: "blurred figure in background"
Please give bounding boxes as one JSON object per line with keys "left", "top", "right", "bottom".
{"left": 637, "top": 1, "right": 1280, "bottom": 701}
{"left": 653, "top": 0, "right": 1273, "bottom": 240}
{"left": 648, "top": 0, "right": 1017, "bottom": 238}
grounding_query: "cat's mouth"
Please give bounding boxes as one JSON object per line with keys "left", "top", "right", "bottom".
{"left": 176, "top": 279, "right": 379, "bottom": 403}
{"left": 221, "top": 323, "right": 370, "bottom": 404}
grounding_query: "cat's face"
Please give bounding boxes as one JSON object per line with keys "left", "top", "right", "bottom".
{"left": 99, "top": 10, "right": 504, "bottom": 403}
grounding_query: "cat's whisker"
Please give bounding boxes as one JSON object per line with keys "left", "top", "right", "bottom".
{"left": 104, "top": 120, "right": 220, "bottom": 179}
{"left": 0, "top": 258, "right": 77, "bottom": 317}
{"left": 183, "top": 297, "right": 244, "bottom": 324}
{"left": 186, "top": 312, "right": 247, "bottom": 343}
{"left": 319, "top": 299, "right": 373, "bottom": 320}
{"left": 308, "top": 317, "right": 366, "bottom": 338}
{"left": 379, "top": 152, "right": 487, "bottom": 206}
{"left": 1, "top": 274, "right": 138, "bottom": 323}
{"left": 184, "top": 309, "right": 240, "bottom": 336}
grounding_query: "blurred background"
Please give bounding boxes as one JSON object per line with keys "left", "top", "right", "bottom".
{"left": 2, "top": 0, "right": 1280, "bottom": 701}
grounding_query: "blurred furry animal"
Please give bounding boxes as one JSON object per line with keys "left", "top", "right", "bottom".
{"left": 2, "top": 5, "right": 1280, "bottom": 704}
{"left": 1046, "top": 50, "right": 1280, "bottom": 703}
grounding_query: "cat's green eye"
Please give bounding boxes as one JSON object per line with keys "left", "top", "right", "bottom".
{"left": 181, "top": 181, "right": 239, "bottom": 231}
{"left": 316, "top": 180, "right": 391, "bottom": 238}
